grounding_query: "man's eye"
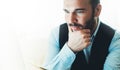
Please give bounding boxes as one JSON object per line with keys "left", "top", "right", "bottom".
{"left": 76, "top": 10, "right": 85, "bottom": 13}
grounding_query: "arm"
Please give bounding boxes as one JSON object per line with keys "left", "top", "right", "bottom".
{"left": 104, "top": 31, "right": 120, "bottom": 70}
{"left": 41, "top": 26, "right": 76, "bottom": 70}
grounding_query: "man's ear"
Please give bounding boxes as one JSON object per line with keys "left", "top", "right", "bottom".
{"left": 94, "top": 3, "right": 102, "bottom": 17}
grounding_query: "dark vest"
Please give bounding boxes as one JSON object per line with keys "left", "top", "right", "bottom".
{"left": 59, "top": 23, "right": 115, "bottom": 70}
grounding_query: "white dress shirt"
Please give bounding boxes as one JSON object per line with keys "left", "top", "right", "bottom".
{"left": 41, "top": 22, "right": 120, "bottom": 70}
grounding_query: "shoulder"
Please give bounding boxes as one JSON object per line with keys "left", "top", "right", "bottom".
{"left": 51, "top": 23, "right": 67, "bottom": 33}
{"left": 51, "top": 23, "right": 68, "bottom": 36}
{"left": 51, "top": 26, "right": 60, "bottom": 35}
{"left": 50, "top": 25, "right": 60, "bottom": 41}
{"left": 112, "top": 30, "right": 120, "bottom": 41}
{"left": 109, "top": 30, "right": 120, "bottom": 51}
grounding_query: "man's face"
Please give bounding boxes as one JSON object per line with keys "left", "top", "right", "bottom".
{"left": 64, "top": 0, "right": 95, "bottom": 31}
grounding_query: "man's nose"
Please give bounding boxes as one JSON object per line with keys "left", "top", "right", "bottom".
{"left": 68, "top": 13, "right": 77, "bottom": 23}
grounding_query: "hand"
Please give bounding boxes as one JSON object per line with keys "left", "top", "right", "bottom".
{"left": 67, "top": 27, "right": 91, "bottom": 53}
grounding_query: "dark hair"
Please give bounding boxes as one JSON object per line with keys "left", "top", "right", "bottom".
{"left": 90, "top": 0, "right": 100, "bottom": 8}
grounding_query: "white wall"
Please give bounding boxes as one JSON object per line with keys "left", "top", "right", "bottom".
{"left": 0, "top": 0, "right": 120, "bottom": 70}
{"left": 100, "top": 0, "right": 120, "bottom": 31}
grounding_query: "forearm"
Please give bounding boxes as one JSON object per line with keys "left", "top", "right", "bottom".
{"left": 103, "top": 52, "right": 120, "bottom": 70}
{"left": 104, "top": 43, "right": 120, "bottom": 69}
{"left": 42, "top": 44, "right": 76, "bottom": 70}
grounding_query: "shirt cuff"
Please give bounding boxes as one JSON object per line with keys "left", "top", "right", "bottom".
{"left": 59, "top": 43, "right": 76, "bottom": 68}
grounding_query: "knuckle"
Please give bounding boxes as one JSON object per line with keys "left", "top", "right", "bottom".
{"left": 84, "top": 42, "right": 90, "bottom": 47}
{"left": 81, "top": 34, "right": 85, "bottom": 38}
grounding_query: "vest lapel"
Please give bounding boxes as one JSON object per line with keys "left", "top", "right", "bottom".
{"left": 89, "top": 23, "right": 115, "bottom": 70}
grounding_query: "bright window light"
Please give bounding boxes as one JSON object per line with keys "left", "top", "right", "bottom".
{"left": 0, "top": 0, "right": 120, "bottom": 70}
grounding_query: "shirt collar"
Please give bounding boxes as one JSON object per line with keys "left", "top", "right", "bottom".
{"left": 91, "top": 20, "right": 101, "bottom": 39}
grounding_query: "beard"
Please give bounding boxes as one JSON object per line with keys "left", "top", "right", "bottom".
{"left": 68, "top": 17, "right": 96, "bottom": 31}
{"left": 68, "top": 16, "right": 96, "bottom": 35}
{"left": 84, "top": 17, "right": 96, "bottom": 32}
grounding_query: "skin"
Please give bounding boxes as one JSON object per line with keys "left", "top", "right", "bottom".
{"left": 64, "top": 0, "right": 101, "bottom": 53}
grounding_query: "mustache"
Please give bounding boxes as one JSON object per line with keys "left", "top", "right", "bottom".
{"left": 68, "top": 18, "right": 95, "bottom": 30}
{"left": 68, "top": 23, "right": 85, "bottom": 29}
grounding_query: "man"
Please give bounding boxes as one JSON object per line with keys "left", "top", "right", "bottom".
{"left": 41, "top": 0, "right": 120, "bottom": 70}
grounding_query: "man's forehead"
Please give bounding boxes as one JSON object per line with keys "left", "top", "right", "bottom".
{"left": 64, "top": 0, "right": 91, "bottom": 4}
{"left": 64, "top": 0, "right": 91, "bottom": 7}
{"left": 64, "top": 0, "right": 91, "bottom": 11}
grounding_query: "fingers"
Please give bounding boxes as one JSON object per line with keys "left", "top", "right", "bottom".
{"left": 80, "top": 29, "right": 90, "bottom": 34}
{"left": 84, "top": 41, "right": 91, "bottom": 48}
{"left": 67, "top": 24, "right": 91, "bottom": 52}
{"left": 83, "top": 37, "right": 91, "bottom": 48}
{"left": 82, "top": 32, "right": 91, "bottom": 43}
{"left": 84, "top": 38, "right": 91, "bottom": 42}
{"left": 82, "top": 33, "right": 91, "bottom": 38}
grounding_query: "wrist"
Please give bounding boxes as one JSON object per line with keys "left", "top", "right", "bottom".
{"left": 66, "top": 42, "right": 77, "bottom": 54}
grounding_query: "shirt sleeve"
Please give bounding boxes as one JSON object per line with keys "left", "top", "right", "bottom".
{"left": 41, "top": 26, "right": 76, "bottom": 70}
{"left": 104, "top": 31, "right": 120, "bottom": 70}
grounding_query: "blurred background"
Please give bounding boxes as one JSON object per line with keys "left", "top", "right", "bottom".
{"left": 0, "top": 0, "right": 120, "bottom": 70}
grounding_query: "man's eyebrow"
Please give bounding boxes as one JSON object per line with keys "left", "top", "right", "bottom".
{"left": 75, "top": 8, "right": 86, "bottom": 11}
{"left": 63, "top": 8, "right": 86, "bottom": 13}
